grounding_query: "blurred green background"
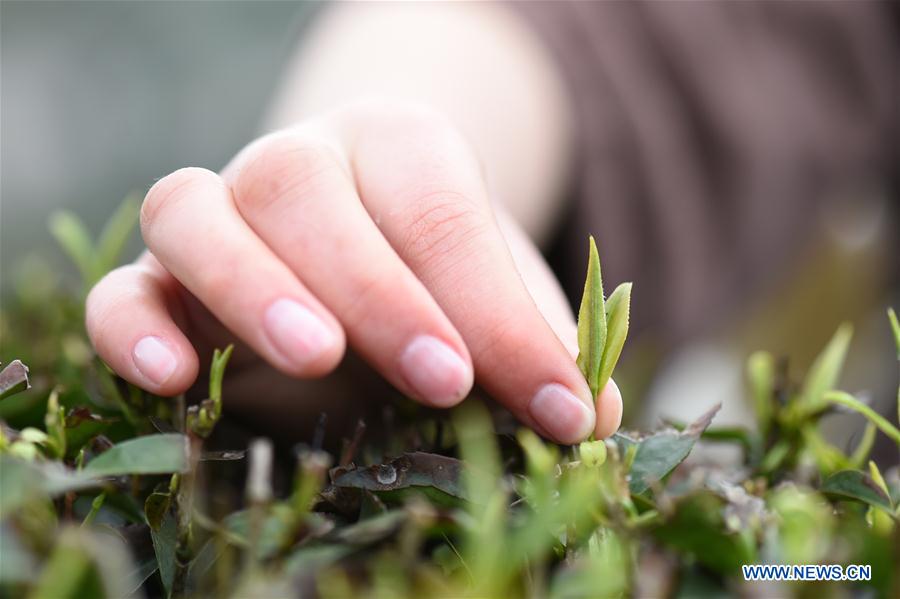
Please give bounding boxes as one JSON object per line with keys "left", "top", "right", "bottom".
{"left": 1, "top": 1, "right": 315, "bottom": 290}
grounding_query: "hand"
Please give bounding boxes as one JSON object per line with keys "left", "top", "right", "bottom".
{"left": 86, "top": 100, "right": 622, "bottom": 443}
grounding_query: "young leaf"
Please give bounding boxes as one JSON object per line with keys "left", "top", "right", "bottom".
{"left": 596, "top": 282, "right": 632, "bottom": 394}
{"left": 82, "top": 434, "right": 190, "bottom": 477}
{"left": 576, "top": 236, "right": 606, "bottom": 398}
{"left": 746, "top": 351, "right": 775, "bottom": 435}
{"left": 848, "top": 422, "right": 877, "bottom": 469}
{"left": 94, "top": 193, "right": 140, "bottom": 278}
{"left": 49, "top": 211, "right": 97, "bottom": 285}
{"left": 821, "top": 470, "right": 893, "bottom": 513}
{"left": 825, "top": 390, "right": 900, "bottom": 447}
{"left": 868, "top": 460, "right": 890, "bottom": 498}
{"left": 793, "top": 323, "right": 852, "bottom": 418}
{"left": 209, "top": 344, "right": 234, "bottom": 411}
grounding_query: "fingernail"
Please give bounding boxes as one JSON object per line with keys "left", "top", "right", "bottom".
{"left": 133, "top": 336, "right": 177, "bottom": 385}
{"left": 528, "top": 383, "right": 594, "bottom": 443}
{"left": 399, "top": 335, "right": 472, "bottom": 407}
{"left": 264, "top": 299, "right": 335, "bottom": 366}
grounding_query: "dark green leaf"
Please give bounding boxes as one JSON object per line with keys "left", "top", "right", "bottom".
{"left": 0, "top": 457, "right": 98, "bottom": 517}
{"left": 623, "top": 404, "right": 721, "bottom": 495}
{"left": 821, "top": 470, "right": 893, "bottom": 513}
{"left": 150, "top": 510, "right": 178, "bottom": 597}
{"left": 201, "top": 449, "right": 246, "bottom": 461}
{"left": 145, "top": 491, "right": 173, "bottom": 531}
{"left": 64, "top": 407, "right": 114, "bottom": 458}
{"left": 0, "top": 360, "right": 30, "bottom": 400}
{"left": 333, "top": 452, "right": 466, "bottom": 504}
{"left": 82, "top": 433, "right": 189, "bottom": 477}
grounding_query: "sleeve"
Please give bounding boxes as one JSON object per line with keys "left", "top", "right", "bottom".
{"left": 514, "top": 1, "right": 899, "bottom": 343}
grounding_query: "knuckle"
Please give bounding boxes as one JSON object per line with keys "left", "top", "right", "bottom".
{"left": 195, "top": 263, "right": 237, "bottom": 303}
{"left": 398, "top": 190, "right": 489, "bottom": 271}
{"left": 339, "top": 268, "right": 396, "bottom": 330}
{"left": 233, "top": 133, "right": 341, "bottom": 212}
{"left": 471, "top": 314, "right": 530, "bottom": 370}
{"left": 141, "top": 167, "right": 220, "bottom": 236}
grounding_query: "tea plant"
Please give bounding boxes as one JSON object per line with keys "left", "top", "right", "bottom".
{"left": 0, "top": 198, "right": 898, "bottom": 598}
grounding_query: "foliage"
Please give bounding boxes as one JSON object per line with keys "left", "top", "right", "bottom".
{"left": 0, "top": 200, "right": 898, "bottom": 598}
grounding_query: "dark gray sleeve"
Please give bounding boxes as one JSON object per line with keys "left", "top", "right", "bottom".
{"left": 516, "top": 1, "right": 898, "bottom": 342}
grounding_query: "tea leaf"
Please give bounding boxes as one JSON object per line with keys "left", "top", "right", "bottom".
{"left": 0, "top": 360, "right": 30, "bottom": 400}
{"left": 0, "top": 457, "right": 99, "bottom": 517}
{"left": 576, "top": 236, "right": 606, "bottom": 398}
{"left": 867, "top": 461, "right": 889, "bottom": 498}
{"left": 64, "top": 408, "right": 114, "bottom": 459}
{"left": 150, "top": 510, "right": 178, "bottom": 597}
{"left": 795, "top": 323, "right": 852, "bottom": 417}
{"left": 49, "top": 211, "right": 97, "bottom": 285}
{"left": 332, "top": 452, "right": 466, "bottom": 504}
{"left": 801, "top": 426, "right": 851, "bottom": 474}
{"left": 821, "top": 470, "right": 893, "bottom": 513}
{"left": 621, "top": 403, "right": 720, "bottom": 495}
{"left": 848, "top": 422, "right": 877, "bottom": 469}
{"left": 597, "top": 282, "right": 632, "bottom": 394}
{"left": 145, "top": 491, "right": 173, "bottom": 531}
{"left": 82, "top": 434, "right": 190, "bottom": 477}
{"left": 94, "top": 193, "right": 140, "bottom": 277}
{"left": 746, "top": 351, "right": 775, "bottom": 435}
{"left": 825, "top": 390, "right": 900, "bottom": 447}
{"left": 209, "top": 344, "right": 234, "bottom": 410}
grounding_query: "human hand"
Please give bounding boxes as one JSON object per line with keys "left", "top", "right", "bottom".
{"left": 86, "top": 100, "right": 622, "bottom": 443}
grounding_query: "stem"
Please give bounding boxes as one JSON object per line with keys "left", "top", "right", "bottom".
{"left": 825, "top": 390, "right": 900, "bottom": 446}
{"left": 243, "top": 438, "right": 273, "bottom": 576}
{"left": 172, "top": 437, "right": 201, "bottom": 596}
